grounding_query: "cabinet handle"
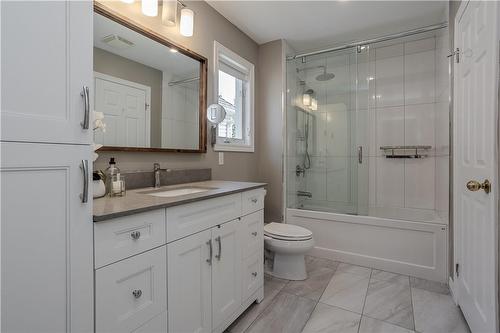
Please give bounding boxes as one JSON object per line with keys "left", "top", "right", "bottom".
{"left": 206, "top": 239, "right": 213, "bottom": 265}
{"left": 215, "top": 236, "right": 222, "bottom": 261}
{"left": 80, "top": 160, "right": 89, "bottom": 203}
{"left": 80, "top": 86, "right": 90, "bottom": 129}
{"left": 252, "top": 232, "right": 258, "bottom": 236}
{"left": 252, "top": 272, "right": 258, "bottom": 277}
{"left": 251, "top": 198, "right": 258, "bottom": 203}
{"left": 132, "top": 289, "right": 142, "bottom": 299}
{"left": 130, "top": 231, "right": 141, "bottom": 240}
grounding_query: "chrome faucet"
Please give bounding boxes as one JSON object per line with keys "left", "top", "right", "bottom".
{"left": 153, "top": 163, "right": 163, "bottom": 188}
{"left": 297, "top": 190, "right": 312, "bottom": 198}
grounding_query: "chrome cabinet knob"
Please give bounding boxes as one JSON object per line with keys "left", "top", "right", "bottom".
{"left": 251, "top": 232, "right": 258, "bottom": 236}
{"left": 132, "top": 289, "right": 142, "bottom": 299}
{"left": 252, "top": 272, "right": 257, "bottom": 277}
{"left": 131, "top": 231, "right": 141, "bottom": 240}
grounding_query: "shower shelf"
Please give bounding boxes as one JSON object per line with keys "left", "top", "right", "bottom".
{"left": 380, "top": 145, "right": 432, "bottom": 159}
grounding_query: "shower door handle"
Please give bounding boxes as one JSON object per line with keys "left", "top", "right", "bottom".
{"left": 358, "top": 146, "right": 363, "bottom": 164}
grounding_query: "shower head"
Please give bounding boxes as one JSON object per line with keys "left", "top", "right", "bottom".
{"left": 316, "top": 68, "right": 335, "bottom": 81}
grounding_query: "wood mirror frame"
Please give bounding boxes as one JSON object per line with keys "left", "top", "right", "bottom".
{"left": 94, "top": 2, "right": 208, "bottom": 153}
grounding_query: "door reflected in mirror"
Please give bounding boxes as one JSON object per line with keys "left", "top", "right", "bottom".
{"left": 93, "top": 9, "right": 206, "bottom": 152}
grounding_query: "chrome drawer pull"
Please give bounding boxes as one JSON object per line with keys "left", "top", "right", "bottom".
{"left": 206, "top": 239, "right": 213, "bottom": 265}
{"left": 215, "top": 236, "right": 222, "bottom": 261}
{"left": 130, "top": 231, "right": 141, "bottom": 240}
{"left": 80, "top": 160, "right": 89, "bottom": 203}
{"left": 132, "top": 289, "right": 142, "bottom": 299}
{"left": 252, "top": 272, "right": 257, "bottom": 277}
{"left": 251, "top": 232, "right": 258, "bottom": 236}
{"left": 80, "top": 86, "right": 90, "bottom": 129}
{"left": 251, "top": 198, "right": 258, "bottom": 203}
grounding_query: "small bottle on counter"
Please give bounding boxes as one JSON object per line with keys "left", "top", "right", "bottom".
{"left": 105, "top": 157, "right": 126, "bottom": 197}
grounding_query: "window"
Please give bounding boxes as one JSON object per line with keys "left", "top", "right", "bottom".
{"left": 214, "top": 41, "right": 254, "bottom": 152}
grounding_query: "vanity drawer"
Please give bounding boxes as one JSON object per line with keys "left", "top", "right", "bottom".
{"left": 242, "top": 210, "right": 264, "bottom": 258}
{"left": 166, "top": 193, "right": 241, "bottom": 243}
{"left": 94, "top": 209, "right": 166, "bottom": 268}
{"left": 242, "top": 249, "right": 264, "bottom": 301}
{"left": 241, "top": 188, "right": 266, "bottom": 216}
{"left": 95, "top": 246, "right": 167, "bottom": 333}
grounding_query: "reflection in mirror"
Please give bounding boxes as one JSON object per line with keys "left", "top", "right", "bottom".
{"left": 93, "top": 12, "right": 202, "bottom": 150}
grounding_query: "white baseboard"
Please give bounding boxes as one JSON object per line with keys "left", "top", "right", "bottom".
{"left": 449, "top": 276, "right": 458, "bottom": 304}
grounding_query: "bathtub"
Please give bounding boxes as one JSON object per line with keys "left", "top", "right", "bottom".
{"left": 287, "top": 207, "right": 448, "bottom": 282}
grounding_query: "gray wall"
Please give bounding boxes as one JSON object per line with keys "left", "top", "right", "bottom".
{"left": 93, "top": 47, "right": 163, "bottom": 147}
{"left": 256, "top": 40, "right": 285, "bottom": 222}
{"left": 94, "top": 0, "right": 261, "bottom": 183}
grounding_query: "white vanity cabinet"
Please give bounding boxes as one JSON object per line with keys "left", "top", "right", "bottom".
{"left": 1, "top": 0, "right": 93, "bottom": 144}
{"left": 94, "top": 188, "right": 266, "bottom": 333}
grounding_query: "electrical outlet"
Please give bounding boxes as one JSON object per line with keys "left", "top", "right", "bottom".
{"left": 218, "top": 152, "right": 224, "bottom": 165}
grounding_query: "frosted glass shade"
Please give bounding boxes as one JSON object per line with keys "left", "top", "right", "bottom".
{"left": 161, "top": 0, "right": 177, "bottom": 26}
{"left": 180, "top": 8, "right": 194, "bottom": 37}
{"left": 121, "top": 0, "right": 135, "bottom": 3}
{"left": 142, "top": 0, "right": 158, "bottom": 17}
{"left": 302, "top": 93, "right": 311, "bottom": 106}
{"left": 311, "top": 98, "right": 318, "bottom": 111}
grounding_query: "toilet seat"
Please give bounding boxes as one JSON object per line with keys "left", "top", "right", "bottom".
{"left": 264, "top": 222, "right": 313, "bottom": 241}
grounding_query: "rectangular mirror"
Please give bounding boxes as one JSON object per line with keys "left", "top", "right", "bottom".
{"left": 93, "top": 4, "right": 207, "bottom": 153}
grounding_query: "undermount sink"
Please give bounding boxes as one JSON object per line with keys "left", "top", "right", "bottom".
{"left": 140, "top": 186, "right": 216, "bottom": 198}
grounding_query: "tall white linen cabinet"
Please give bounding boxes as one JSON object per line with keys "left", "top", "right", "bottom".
{"left": 1, "top": 1, "right": 94, "bottom": 332}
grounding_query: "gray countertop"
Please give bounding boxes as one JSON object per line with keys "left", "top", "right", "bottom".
{"left": 93, "top": 180, "right": 267, "bottom": 222}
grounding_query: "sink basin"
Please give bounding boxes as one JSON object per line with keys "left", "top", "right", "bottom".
{"left": 140, "top": 186, "right": 215, "bottom": 198}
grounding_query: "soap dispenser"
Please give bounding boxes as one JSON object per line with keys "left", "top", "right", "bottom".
{"left": 105, "top": 157, "right": 125, "bottom": 197}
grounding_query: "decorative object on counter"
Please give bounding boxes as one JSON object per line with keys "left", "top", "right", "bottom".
{"left": 105, "top": 158, "right": 126, "bottom": 197}
{"left": 206, "top": 104, "right": 226, "bottom": 146}
{"left": 92, "top": 111, "right": 106, "bottom": 161}
{"left": 380, "top": 145, "right": 432, "bottom": 159}
{"left": 93, "top": 171, "right": 106, "bottom": 199}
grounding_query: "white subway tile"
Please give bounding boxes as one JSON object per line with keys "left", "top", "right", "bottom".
{"left": 405, "top": 50, "right": 436, "bottom": 105}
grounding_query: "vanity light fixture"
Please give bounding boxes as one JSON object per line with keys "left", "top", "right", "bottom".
{"left": 142, "top": 0, "right": 158, "bottom": 17}
{"left": 311, "top": 98, "right": 318, "bottom": 111}
{"left": 161, "top": 0, "right": 177, "bottom": 26}
{"left": 302, "top": 89, "right": 313, "bottom": 107}
{"left": 180, "top": 8, "right": 194, "bottom": 37}
{"left": 121, "top": 0, "right": 135, "bottom": 3}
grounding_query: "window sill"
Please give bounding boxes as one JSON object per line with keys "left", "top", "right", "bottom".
{"left": 214, "top": 143, "right": 254, "bottom": 153}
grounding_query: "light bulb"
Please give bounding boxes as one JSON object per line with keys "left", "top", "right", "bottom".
{"left": 180, "top": 8, "right": 194, "bottom": 37}
{"left": 142, "top": 0, "right": 158, "bottom": 17}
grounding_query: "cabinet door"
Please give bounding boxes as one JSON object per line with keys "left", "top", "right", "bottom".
{"left": 212, "top": 219, "right": 243, "bottom": 329}
{"left": 95, "top": 246, "right": 167, "bottom": 333}
{"left": 168, "top": 229, "right": 212, "bottom": 333}
{"left": 1, "top": 142, "right": 93, "bottom": 333}
{"left": 1, "top": 0, "right": 93, "bottom": 144}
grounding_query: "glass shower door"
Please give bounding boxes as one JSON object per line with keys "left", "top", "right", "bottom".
{"left": 286, "top": 46, "right": 369, "bottom": 215}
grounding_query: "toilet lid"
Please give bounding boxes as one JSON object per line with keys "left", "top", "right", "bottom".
{"left": 264, "top": 222, "right": 313, "bottom": 241}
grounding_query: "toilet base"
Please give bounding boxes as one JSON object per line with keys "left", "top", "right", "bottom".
{"left": 266, "top": 253, "right": 307, "bottom": 281}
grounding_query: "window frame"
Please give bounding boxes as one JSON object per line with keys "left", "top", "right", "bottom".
{"left": 213, "top": 41, "right": 255, "bottom": 153}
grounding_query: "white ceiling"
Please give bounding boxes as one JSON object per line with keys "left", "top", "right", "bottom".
{"left": 94, "top": 13, "right": 199, "bottom": 78}
{"left": 206, "top": 1, "right": 448, "bottom": 52}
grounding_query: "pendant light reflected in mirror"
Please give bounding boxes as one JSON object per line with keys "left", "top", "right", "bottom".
{"left": 162, "top": 0, "right": 177, "bottom": 26}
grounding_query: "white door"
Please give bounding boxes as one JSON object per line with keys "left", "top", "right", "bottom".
{"left": 94, "top": 74, "right": 150, "bottom": 147}
{"left": 168, "top": 229, "right": 212, "bottom": 333}
{"left": 454, "top": 1, "right": 499, "bottom": 332}
{"left": 95, "top": 246, "right": 167, "bottom": 333}
{"left": 212, "top": 219, "right": 242, "bottom": 330}
{"left": 1, "top": 1, "right": 93, "bottom": 144}
{"left": 1, "top": 142, "right": 93, "bottom": 332}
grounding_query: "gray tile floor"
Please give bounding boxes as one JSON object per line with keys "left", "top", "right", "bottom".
{"left": 226, "top": 256, "right": 470, "bottom": 333}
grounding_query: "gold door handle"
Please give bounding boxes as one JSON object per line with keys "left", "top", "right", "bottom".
{"left": 466, "top": 179, "right": 491, "bottom": 194}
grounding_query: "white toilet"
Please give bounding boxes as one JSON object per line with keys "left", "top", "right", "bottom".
{"left": 264, "top": 222, "right": 314, "bottom": 280}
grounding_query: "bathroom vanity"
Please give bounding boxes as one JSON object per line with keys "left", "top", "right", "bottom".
{"left": 93, "top": 181, "right": 266, "bottom": 333}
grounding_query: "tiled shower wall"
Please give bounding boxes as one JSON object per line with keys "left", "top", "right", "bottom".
{"left": 286, "top": 32, "right": 449, "bottom": 222}
{"left": 367, "top": 34, "right": 449, "bottom": 219}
